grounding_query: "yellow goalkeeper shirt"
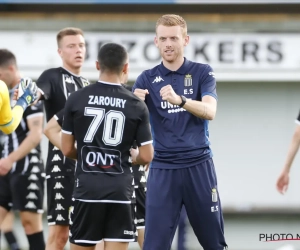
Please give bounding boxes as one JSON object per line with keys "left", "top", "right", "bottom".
{"left": 0, "top": 80, "right": 24, "bottom": 134}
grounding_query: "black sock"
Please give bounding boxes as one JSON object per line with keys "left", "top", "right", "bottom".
{"left": 4, "top": 231, "right": 20, "bottom": 250}
{"left": 26, "top": 231, "right": 45, "bottom": 250}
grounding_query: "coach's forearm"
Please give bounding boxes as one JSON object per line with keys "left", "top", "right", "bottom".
{"left": 183, "top": 99, "right": 216, "bottom": 120}
{"left": 8, "top": 132, "right": 42, "bottom": 162}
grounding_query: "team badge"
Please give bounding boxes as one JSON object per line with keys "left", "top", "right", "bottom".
{"left": 212, "top": 188, "right": 218, "bottom": 202}
{"left": 184, "top": 74, "right": 192, "bottom": 87}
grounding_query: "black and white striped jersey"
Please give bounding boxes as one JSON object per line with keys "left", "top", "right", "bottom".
{"left": 36, "top": 67, "right": 90, "bottom": 177}
{"left": 62, "top": 81, "right": 153, "bottom": 202}
{"left": 1, "top": 89, "right": 44, "bottom": 174}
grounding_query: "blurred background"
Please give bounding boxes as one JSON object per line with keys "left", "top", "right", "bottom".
{"left": 1, "top": 0, "right": 300, "bottom": 249}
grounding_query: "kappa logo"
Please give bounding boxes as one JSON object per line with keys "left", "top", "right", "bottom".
{"left": 64, "top": 75, "right": 74, "bottom": 84}
{"left": 28, "top": 174, "right": 38, "bottom": 181}
{"left": 26, "top": 192, "right": 38, "bottom": 199}
{"left": 56, "top": 214, "right": 65, "bottom": 221}
{"left": 54, "top": 182, "right": 64, "bottom": 189}
{"left": 209, "top": 71, "right": 215, "bottom": 78}
{"left": 30, "top": 148, "right": 38, "bottom": 154}
{"left": 132, "top": 190, "right": 136, "bottom": 199}
{"left": 51, "top": 165, "right": 61, "bottom": 172}
{"left": 138, "top": 165, "right": 144, "bottom": 171}
{"left": 30, "top": 156, "right": 39, "bottom": 163}
{"left": 140, "top": 176, "right": 146, "bottom": 183}
{"left": 31, "top": 166, "right": 40, "bottom": 173}
{"left": 52, "top": 154, "right": 61, "bottom": 162}
{"left": 55, "top": 204, "right": 65, "bottom": 210}
{"left": 55, "top": 193, "right": 64, "bottom": 200}
{"left": 152, "top": 76, "right": 164, "bottom": 83}
{"left": 25, "top": 201, "right": 37, "bottom": 209}
{"left": 52, "top": 146, "right": 59, "bottom": 151}
{"left": 27, "top": 183, "right": 39, "bottom": 190}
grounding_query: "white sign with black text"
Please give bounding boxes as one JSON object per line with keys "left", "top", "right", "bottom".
{"left": 0, "top": 31, "right": 299, "bottom": 81}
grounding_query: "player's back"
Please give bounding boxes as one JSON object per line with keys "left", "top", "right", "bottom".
{"left": 63, "top": 81, "right": 148, "bottom": 201}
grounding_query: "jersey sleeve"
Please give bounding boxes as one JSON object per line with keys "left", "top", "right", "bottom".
{"left": 36, "top": 70, "right": 53, "bottom": 100}
{"left": 295, "top": 110, "right": 300, "bottom": 125}
{"left": 62, "top": 94, "right": 75, "bottom": 135}
{"left": 54, "top": 109, "right": 64, "bottom": 128}
{"left": 24, "top": 100, "right": 44, "bottom": 121}
{"left": 200, "top": 65, "right": 217, "bottom": 100}
{"left": 132, "top": 72, "right": 147, "bottom": 92}
{"left": 135, "top": 102, "right": 153, "bottom": 147}
{"left": 0, "top": 80, "right": 24, "bottom": 134}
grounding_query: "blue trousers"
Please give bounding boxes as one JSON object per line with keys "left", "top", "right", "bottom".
{"left": 144, "top": 159, "right": 227, "bottom": 250}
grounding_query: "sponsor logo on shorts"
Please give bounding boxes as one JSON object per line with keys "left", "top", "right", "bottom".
{"left": 136, "top": 218, "right": 145, "bottom": 223}
{"left": 124, "top": 230, "right": 135, "bottom": 235}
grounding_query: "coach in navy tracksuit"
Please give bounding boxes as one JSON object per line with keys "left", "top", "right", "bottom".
{"left": 133, "top": 14, "right": 227, "bottom": 250}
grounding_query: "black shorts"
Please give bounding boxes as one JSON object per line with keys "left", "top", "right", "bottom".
{"left": 69, "top": 199, "right": 136, "bottom": 246}
{"left": 135, "top": 187, "right": 146, "bottom": 229}
{"left": 0, "top": 172, "right": 44, "bottom": 213}
{"left": 47, "top": 175, "right": 74, "bottom": 225}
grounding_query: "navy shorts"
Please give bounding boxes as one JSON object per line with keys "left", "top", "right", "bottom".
{"left": 144, "top": 158, "right": 227, "bottom": 250}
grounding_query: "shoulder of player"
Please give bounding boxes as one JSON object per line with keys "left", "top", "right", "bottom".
{"left": 37, "top": 67, "right": 62, "bottom": 81}
{"left": 0, "top": 80, "right": 8, "bottom": 92}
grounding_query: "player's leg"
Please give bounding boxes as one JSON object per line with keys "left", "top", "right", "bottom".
{"left": 104, "top": 242, "right": 129, "bottom": 250}
{"left": 46, "top": 175, "right": 74, "bottom": 250}
{"left": 0, "top": 175, "right": 12, "bottom": 226}
{"left": 1, "top": 211, "right": 20, "bottom": 250}
{"left": 182, "top": 159, "right": 227, "bottom": 250}
{"left": 10, "top": 172, "right": 45, "bottom": 249}
{"left": 143, "top": 168, "right": 183, "bottom": 250}
{"left": 135, "top": 187, "right": 146, "bottom": 249}
{"left": 104, "top": 203, "right": 135, "bottom": 250}
{"left": 177, "top": 206, "right": 187, "bottom": 250}
{"left": 95, "top": 241, "right": 104, "bottom": 250}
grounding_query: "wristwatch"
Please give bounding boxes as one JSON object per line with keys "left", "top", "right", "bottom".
{"left": 178, "top": 95, "right": 187, "bottom": 107}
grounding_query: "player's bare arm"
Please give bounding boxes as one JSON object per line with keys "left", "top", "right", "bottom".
{"left": 160, "top": 84, "right": 217, "bottom": 120}
{"left": 130, "top": 144, "right": 154, "bottom": 166}
{"left": 61, "top": 133, "right": 77, "bottom": 160}
{"left": 44, "top": 116, "right": 62, "bottom": 150}
{"left": 133, "top": 88, "right": 149, "bottom": 101}
{"left": 0, "top": 115, "right": 43, "bottom": 175}
{"left": 276, "top": 124, "right": 300, "bottom": 194}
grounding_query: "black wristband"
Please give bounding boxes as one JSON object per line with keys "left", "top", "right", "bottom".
{"left": 179, "top": 95, "right": 187, "bottom": 107}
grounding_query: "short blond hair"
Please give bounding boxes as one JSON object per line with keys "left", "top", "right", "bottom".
{"left": 56, "top": 27, "right": 84, "bottom": 47}
{"left": 156, "top": 14, "right": 187, "bottom": 36}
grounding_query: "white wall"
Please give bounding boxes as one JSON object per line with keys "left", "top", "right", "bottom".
{"left": 210, "top": 81, "right": 300, "bottom": 211}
